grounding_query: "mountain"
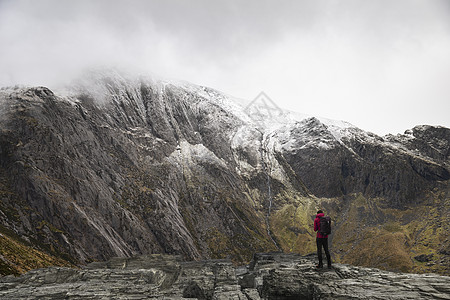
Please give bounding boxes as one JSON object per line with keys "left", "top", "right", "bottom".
{"left": 0, "top": 71, "right": 448, "bottom": 275}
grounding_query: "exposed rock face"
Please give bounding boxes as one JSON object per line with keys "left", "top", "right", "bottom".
{"left": 0, "top": 71, "right": 449, "bottom": 275}
{"left": 1, "top": 253, "right": 449, "bottom": 299}
{"left": 277, "top": 118, "right": 449, "bottom": 206}
{"left": 0, "top": 79, "right": 281, "bottom": 269}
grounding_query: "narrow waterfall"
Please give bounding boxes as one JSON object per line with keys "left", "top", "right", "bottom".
{"left": 258, "top": 130, "right": 281, "bottom": 251}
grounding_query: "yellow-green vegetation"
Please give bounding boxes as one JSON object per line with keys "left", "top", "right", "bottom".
{"left": 205, "top": 225, "right": 276, "bottom": 264}
{"left": 0, "top": 226, "right": 74, "bottom": 276}
{"left": 116, "top": 169, "right": 157, "bottom": 215}
{"left": 335, "top": 227, "right": 413, "bottom": 273}
{"left": 266, "top": 190, "right": 449, "bottom": 275}
{"left": 270, "top": 200, "right": 316, "bottom": 255}
{"left": 36, "top": 220, "right": 64, "bottom": 233}
{"left": 383, "top": 222, "right": 403, "bottom": 233}
{"left": 330, "top": 192, "right": 449, "bottom": 275}
{"left": 0, "top": 172, "right": 75, "bottom": 276}
{"left": 206, "top": 227, "right": 232, "bottom": 259}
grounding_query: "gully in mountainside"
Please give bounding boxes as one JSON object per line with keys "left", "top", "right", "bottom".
{"left": 257, "top": 129, "right": 281, "bottom": 251}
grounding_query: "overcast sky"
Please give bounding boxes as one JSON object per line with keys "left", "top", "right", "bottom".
{"left": 0, "top": 0, "right": 449, "bottom": 135}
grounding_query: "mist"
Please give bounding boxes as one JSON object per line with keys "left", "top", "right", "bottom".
{"left": 1, "top": 0, "right": 449, "bottom": 135}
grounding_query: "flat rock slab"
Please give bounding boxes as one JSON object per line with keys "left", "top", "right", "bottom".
{"left": 0, "top": 253, "right": 449, "bottom": 299}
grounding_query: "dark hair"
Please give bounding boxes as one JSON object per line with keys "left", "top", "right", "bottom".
{"left": 317, "top": 210, "right": 323, "bottom": 214}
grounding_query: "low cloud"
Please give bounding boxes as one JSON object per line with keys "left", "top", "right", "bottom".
{"left": 0, "top": 0, "right": 449, "bottom": 134}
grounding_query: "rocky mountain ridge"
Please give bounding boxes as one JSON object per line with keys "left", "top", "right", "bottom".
{"left": 0, "top": 71, "right": 449, "bottom": 276}
{"left": 1, "top": 253, "right": 449, "bottom": 299}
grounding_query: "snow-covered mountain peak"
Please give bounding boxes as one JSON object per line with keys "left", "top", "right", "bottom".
{"left": 55, "top": 69, "right": 365, "bottom": 141}
{"left": 52, "top": 69, "right": 448, "bottom": 162}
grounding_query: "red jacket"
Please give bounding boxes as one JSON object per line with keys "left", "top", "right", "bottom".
{"left": 314, "top": 213, "right": 328, "bottom": 238}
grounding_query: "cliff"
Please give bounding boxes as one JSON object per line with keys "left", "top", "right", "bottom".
{"left": 0, "top": 71, "right": 448, "bottom": 275}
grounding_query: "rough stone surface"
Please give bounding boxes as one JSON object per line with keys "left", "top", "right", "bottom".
{"left": 0, "top": 253, "right": 449, "bottom": 299}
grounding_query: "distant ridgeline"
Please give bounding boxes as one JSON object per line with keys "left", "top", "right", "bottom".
{"left": 0, "top": 72, "right": 448, "bottom": 276}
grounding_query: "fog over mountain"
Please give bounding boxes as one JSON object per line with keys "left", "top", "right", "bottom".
{"left": 1, "top": 0, "right": 449, "bottom": 135}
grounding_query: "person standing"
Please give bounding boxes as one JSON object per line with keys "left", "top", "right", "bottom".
{"left": 314, "top": 210, "right": 332, "bottom": 269}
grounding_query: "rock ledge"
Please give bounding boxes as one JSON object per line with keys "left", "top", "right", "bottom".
{"left": 0, "top": 253, "right": 449, "bottom": 299}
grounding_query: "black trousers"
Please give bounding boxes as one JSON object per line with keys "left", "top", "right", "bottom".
{"left": 316, "top": 237, "right": 331, "bottom": 267}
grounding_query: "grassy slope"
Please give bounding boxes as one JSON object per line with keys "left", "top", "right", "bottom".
{"left": 270, "top": 191, "right": 449, "bottom": 275}
{"left": 0, "top": 225, "right": 74, "bottom": 276}
{"left": 0, "top": 169, "right": 74, "bottom": 276}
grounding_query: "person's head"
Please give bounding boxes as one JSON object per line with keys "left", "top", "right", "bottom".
{"left": 317, "top": 210, "right": 323, "bottom": 214}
